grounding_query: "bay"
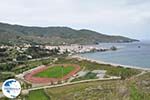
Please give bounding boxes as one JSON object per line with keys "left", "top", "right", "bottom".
{"left": 80, "top": 41, "right": 150, "bottom": 68}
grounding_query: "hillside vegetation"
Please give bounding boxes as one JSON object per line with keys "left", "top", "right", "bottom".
{"left": 0, "top": 22, "right": 138, "bottom": 45}
{"left": 24, "top": 71, "right": 150, "bottom": 100}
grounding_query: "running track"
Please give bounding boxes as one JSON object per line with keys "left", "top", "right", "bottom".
{"left": 24, "top": 64, "right": 81, "bottom": 84}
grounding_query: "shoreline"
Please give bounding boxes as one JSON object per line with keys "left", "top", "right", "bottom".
{"left": 71, "top": 55, "right": 150, "bottom": 71}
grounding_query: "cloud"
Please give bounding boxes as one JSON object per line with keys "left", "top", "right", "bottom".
{"left": 0, "top": 0, "right": 149, "bottom": 40}
{"left": 124, "top": 0, "right": 150, "bottom": 5}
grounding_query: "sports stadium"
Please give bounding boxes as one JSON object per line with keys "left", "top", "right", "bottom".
{"left": 24, "top": 64, "right": 81, "bottom": 84}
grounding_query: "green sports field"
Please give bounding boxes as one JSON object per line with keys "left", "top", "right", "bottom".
{"left": 34, "top": 66, "right": 75, "bottom": 78}
{"left": 27, "top": 90, "right": 50, "bottom": 100}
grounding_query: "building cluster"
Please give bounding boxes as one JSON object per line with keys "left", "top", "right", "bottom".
{"left": 0, "top": 44, "right": 110, "bottom": 56}
{"left": 0, "top": 44, "right": 31, "bottom": 52}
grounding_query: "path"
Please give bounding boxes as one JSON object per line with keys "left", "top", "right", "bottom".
{"left": 28, "top": 77, "right": 121, "bottom": 91}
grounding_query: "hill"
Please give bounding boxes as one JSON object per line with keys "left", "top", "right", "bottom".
{"left": 0, "top": 22, "right": 139, "bottom": 45}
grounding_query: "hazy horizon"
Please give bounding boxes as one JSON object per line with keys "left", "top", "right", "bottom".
{"left": 0, "top": 0, "right": 150, "bottom": 40}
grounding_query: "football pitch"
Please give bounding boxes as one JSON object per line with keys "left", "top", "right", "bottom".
{"left": 34, "top": 66, "right": 75, "bottom": 78}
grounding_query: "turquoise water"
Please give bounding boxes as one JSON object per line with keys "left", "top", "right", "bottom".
{"left": 80, "top": 41, "right": 150, "bottom": 68}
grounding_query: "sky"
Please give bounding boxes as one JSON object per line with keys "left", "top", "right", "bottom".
{"left": 0, "top": 0, "right": 150, "bottom": 40}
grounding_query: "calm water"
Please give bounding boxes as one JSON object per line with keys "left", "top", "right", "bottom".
{"left": 80, "top": 41, "right": 150, "bottom": 68}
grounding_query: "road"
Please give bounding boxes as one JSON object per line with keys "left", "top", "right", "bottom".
{"left": 0, "top": 93, "right": 4, "bottom": 98}
{"left": 28, "top": 77, "right": 121, "bottom": 91}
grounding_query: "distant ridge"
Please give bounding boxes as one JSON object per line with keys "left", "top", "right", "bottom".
{"left": 0, "top": 22, "right": 139, "bottom": 45}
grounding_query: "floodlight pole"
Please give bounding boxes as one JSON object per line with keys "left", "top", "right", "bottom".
{"left": 61, "top": 65, "right": 63, "bottom": 83}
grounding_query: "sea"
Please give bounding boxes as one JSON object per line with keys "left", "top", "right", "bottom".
{"left": 80, "top": 41, "right": 150, "bottom": 69}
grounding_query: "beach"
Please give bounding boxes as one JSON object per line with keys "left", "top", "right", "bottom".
{"left": 71, "top": 55, "right": 150, "bottom": 71}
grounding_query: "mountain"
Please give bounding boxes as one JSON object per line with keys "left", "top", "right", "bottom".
{"left": 0, "top": 22, "right": 139, "bottom": 45}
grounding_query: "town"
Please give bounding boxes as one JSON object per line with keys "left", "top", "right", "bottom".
{"left": 0, "top": 43, "right": 117, "bottom": 63}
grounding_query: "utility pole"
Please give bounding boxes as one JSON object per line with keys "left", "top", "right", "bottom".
{"left": 61, "top": 65, "right": 64, "bottom": 83}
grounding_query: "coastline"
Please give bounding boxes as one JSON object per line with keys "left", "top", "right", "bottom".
{"left": 71, "top": 54, "right": 150, "bottom": 71}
